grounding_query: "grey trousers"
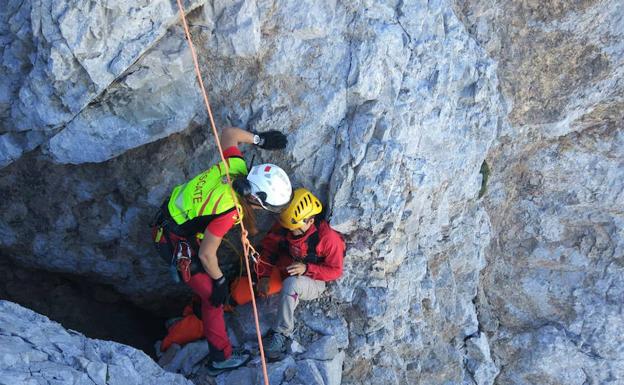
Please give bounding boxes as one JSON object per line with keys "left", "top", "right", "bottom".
{"left": 274, "top": 276, "right": 326, "bottom": 337}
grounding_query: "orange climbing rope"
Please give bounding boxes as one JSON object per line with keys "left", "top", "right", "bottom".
{"left": 174, "top": 1, "right": 271, "bottom": 384}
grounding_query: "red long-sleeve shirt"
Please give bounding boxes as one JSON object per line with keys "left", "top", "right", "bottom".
{"left": 257, "top": 220, "right": 345, "bottom": 282}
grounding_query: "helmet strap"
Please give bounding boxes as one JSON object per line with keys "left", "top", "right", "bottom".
{"left": 248, "top": 193, "right": 272, "bottom": 211}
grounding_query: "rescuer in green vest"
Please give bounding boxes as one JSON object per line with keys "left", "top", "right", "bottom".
{"left": 157, "top": 127, "right": 292, "bottom": 374}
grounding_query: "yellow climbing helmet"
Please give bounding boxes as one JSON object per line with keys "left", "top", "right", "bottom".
{"left": 279, "top": 188, "right": 323, "bottom": 230}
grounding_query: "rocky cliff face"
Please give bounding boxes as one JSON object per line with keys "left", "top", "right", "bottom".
{"left": 1, "top": 0, "right": 622, "bottom": 384}
{"left": 455, "top": 1, "right": 624, "bottom": 383}
{"left": 0, "top": 301, "right": 193, "bottom": 385}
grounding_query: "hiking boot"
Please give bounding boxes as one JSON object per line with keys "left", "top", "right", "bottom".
{"left": 264, "top": 331, "right": 288, "bottom": 361}
{"left": 206, "top": 353, "right": 251, "bottom": 376}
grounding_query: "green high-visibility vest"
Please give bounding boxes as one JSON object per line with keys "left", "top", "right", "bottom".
{"left": 167, "top": 157, "right": 247, "bottom": 225}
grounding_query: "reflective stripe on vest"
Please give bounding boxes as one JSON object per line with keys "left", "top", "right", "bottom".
{"left": 167, "top": 157, "right": 248, "bottom": 225}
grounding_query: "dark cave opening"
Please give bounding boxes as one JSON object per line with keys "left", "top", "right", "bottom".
{"left": 0, "top": 257, "right": 168, "bottom": 359}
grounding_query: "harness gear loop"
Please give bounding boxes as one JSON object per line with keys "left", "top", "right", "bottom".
{"left": 174, "top": 1, "right": 270, "bottom": 383}
{"left": 175, "top": 240, "right": 193, "bottom": 283}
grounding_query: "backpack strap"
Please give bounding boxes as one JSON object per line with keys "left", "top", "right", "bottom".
{"left": 271, "top": 225, "right": 321, "bottom": 264}
{"left": 303, "top": 229, "right": 321, "bottom": 264}
{"left": 274, "top": 228, "right": 289, "bottom": 264}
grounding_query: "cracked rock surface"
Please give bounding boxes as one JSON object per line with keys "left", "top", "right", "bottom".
{"left": 456, "top": 0, "right": 624, "bottom": 384}
{"left": 0, "top": 0, "right": 622, "bottom": 384}
{"left": 0, "top": 300, "right": 193, "bottom": 385}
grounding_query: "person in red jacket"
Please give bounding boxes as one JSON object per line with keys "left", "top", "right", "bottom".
{"left": 256, "top": 188, "right": 345, "bottom": 359}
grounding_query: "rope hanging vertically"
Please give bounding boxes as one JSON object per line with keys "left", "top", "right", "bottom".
{"left": 174, "top": 1, "right": 270, "bottom": 383}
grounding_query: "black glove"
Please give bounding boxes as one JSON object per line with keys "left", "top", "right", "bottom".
{"left": 210, "top": 276, "right": 228, "bottom": 306}
{"left": 254, "top": 130, "right": 287, "bottom": 150}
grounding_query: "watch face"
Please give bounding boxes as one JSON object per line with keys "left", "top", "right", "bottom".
{"left": 253, "top": 134, "right": 260, "bottom": 145}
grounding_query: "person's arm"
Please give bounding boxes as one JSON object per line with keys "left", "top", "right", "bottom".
{"left": 221, "top": 126, "right": 288, "bottom": 150}
{"left": 200, "top": 209, "right": 240, "bottom": 275}
{"left": 304, "top": 233, "right": 344, "bottom": 281}
{"left": 257, "top": 225, "right": 284, "bottom": 278}
{"left": 197, "top": 229, "right": 230, "bottom": 306}
{"left": 221, "top": 127, "right": 254, "bottom": 149}
{"left": 197, "top": 230, "right": 224, "bottom": 279}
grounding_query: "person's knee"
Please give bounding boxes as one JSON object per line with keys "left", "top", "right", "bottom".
{"left": 195, "top": 290, "right": 212, "bottom": 304}
{"left": 281, "top": 276, "right": 299, "bottom": 294}
{"left": 188, "top": 274, "right": 214, "bottom": 303}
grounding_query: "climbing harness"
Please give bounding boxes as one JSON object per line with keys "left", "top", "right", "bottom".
{"left": 174, "top": 1, "right": 271, "bottom": 383}
{"left": 174, "top": 240, "right": 193, "bottom": 283}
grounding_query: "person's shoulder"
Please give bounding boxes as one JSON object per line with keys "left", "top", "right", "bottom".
{"left": 270, "top": 222, "right": 286, "bottom": 234}
{"left": 263, "top": 222, "right": 287, "bottom": 239}
{"left": 223, "top": 146, "right": 243, "bottom": 159}
{"left": 317, "top": 220, "right": 343, "bottom": 241}
{"left": 206, "top": 209, "right": 238, "bottom": 237}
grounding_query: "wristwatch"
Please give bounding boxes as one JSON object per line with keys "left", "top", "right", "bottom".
{"left": 253, "top": 134, "right": 262, "bottom": 145}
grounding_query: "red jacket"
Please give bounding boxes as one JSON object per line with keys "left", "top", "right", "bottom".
{"left": 257, "top": 220, "right": 345, "bottom": 282}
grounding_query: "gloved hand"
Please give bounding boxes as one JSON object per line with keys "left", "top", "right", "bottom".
{"left": 255, "top": 130, "right": 287, "bottom": 150}
{"left": 210, "top": 276, "right": 228, "bottom": 306}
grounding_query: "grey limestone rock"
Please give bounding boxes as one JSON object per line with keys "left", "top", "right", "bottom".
{"left": 293, "top": 359, "right": 326, "bottom": 385}
{"left": 45, "top": 24, "right": 204, "bottom": 164}
{"left": 1, "top": 0, "right": 207, "bottom": 167}
{"left": 162, "top": 340, "right": 209, "bottom": 376}
{"left": 316, "top": 351, "right": 345, "bottom": 385}
{"left": 455, "top": 1, "right": 624, "bottom": 384}
{"left": 301, "top": 335, "right": 339, "bottom": 361}
{"left": 226, "top": 295, "right": 279, "bottom": 343}
{"left": 495, "top": 326, "right": 598, "bottom": 385}
{"left": 302, "top": 313, "right": 349, "bottom": 349}
{"left": 1, "top": 0, "right": 501, "bottom": 383}
{"left": 1, "top": 0, "right": 623, "bottom": 384}
{"left": 254, "top": 355, "right": 297, "bottom": 385}
{"left": 288, "top": 339, "right": 306, "bottom": 355}
{"left": 158, "top": 343, "right": 182, "bottom": 368}
{"left": 215, "top": 365, "right": 254, "bottom": 385}
{"left": 0, "top": 300, "right": 193, "bottom": 385}
{"left": 464, "top": 332, "right": 499, "bottom": 385}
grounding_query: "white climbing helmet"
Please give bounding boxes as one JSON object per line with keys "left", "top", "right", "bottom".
{"left": 246, "top": 163, "right": 292, "bottom": 212}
